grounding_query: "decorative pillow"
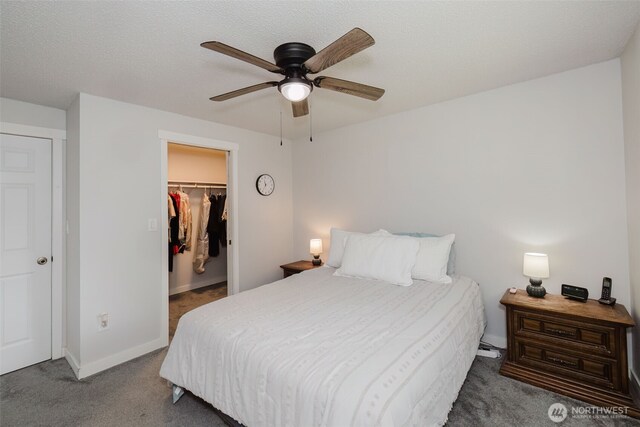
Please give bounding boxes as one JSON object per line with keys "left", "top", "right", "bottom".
{"left": 335, "top": 234, "right": 419, "bottom": 286}
{"left": 326, "top": 228, "right": 391, "bottom": 268}
{"left": 411, "top": 234, "right": 456, "bottom": 283}
{"left": 396, "top": 232, "right": 456, "bottom": 275}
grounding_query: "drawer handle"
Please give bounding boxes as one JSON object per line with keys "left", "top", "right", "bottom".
{"left": 547, "top": 328, "right": 576, "bottom": 338}
{"left": 548, "top": 356, "right": 578, "bottom": 368}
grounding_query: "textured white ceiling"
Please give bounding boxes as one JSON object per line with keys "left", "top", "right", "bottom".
{"left": 2, "top": 1, "right": 639, "bottom": 138}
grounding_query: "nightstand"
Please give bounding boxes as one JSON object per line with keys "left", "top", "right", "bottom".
{"left": 280, "top": 260, "right": 322, "bottom": 278}
{"left": 500, "top": 289, "right": 639, "bottom": 418}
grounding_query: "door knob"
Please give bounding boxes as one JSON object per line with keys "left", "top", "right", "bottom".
{"left": 36, "top": 257, "right": 48, "bottom": 265}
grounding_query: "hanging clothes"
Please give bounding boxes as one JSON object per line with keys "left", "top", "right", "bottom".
{"left": 217, "top": 194, "right": 227, "bottom": 248}
{"left": 167, "top": 195, "right": 176, "bottom": 240}
{"left": 207, "top": 194, "right": 221, "bottom": 257}
{"left": 176, "top": 190, "right": 192, "bottom": 251}
{"left": 221, "top": 196, "right": 228, "bottom": 221}
{"left": 193, "top": 193, "right": 211, "bottom": 274}
{"left": 168, "top": 193, "right": 180, "bottom": 272}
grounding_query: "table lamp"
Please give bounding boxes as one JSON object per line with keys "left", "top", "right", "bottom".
{"left": 523, "top": 252, "right": 549, "bottom": 298}
{"left": 310, "top": 239, "right": 323, "bottom": 266}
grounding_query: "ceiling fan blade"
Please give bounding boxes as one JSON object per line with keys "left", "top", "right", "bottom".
{"left": 303, "top": 28, "right": 375, "bottom": 74}
{"left": 291, "top": 99, "right": 309, "bottom": 118}
{"left": 209, "top": 82, "right": 278, "bottom": 102}
{"left": 201, "top": 41, "right": 282, "bottom": 74}
{"left": 314, "top": 77, "right": 385, "bottom": 101}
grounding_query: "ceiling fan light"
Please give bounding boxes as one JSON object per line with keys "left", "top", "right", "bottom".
{"left": 279, "top": 79, "right": 312, "bottom": 102}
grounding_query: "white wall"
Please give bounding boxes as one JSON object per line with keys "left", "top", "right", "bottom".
{"left": 168, "top": 144, "right": 228, "bottom": 295}
{"left": 65, "top": 96, "right": 81, "bottom": 368}
{"left": 68, "top": 93, "right": 293, "bottom": 377}
{"left": 292, "top": 60, "right": 630, "bottom": 346}
{"left": 1, "top": 97, "right": 66, "bottom": 130}
{"left": 622, "top": 23, "right": 640, "bottom": 379}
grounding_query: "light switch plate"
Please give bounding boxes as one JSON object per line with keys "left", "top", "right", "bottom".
{"left": 148, "top": 218, "right": 158, "bottom": 232}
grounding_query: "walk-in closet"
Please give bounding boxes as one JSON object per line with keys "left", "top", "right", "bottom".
{"left": 167, "top": 143, "right": 228, "bottom": 338}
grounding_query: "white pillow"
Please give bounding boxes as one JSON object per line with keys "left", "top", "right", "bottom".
{"left": 412, "top": 234, "right": 456, "bottom": 283}
{"left": 326, "top": 228, "right": 391, "bottom": 268}
{"left": 335, "top": 234, "right": 419, "bottom": 286}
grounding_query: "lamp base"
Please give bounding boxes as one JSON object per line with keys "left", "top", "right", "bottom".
{"left": 527, "top": 278, "right": 546, "bottom": 298}
{"left": 312, "top": 255, "right": 322, "bottom": 266}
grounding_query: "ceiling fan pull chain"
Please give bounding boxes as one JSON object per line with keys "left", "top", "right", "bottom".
{"left": 309, "top": 99, "right": 313, "bottom": 143}
{"left": 280, "top": 110, "right": 283, "bottom": 146}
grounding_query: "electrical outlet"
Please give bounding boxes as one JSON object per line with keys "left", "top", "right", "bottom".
{"left": 98, "top": 313, "right": 109, "bottom": 331}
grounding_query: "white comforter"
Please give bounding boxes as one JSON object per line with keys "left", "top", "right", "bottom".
{"left": 160, "top": 267, "right": 485, "bottom": 427}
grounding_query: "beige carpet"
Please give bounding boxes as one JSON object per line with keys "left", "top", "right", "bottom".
{"left": 169, "top": 282, "right": 227, "bottom": 339}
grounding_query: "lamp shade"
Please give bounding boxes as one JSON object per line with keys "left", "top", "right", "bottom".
{"left": 310, "top": 239, "right": 323, "bottom": 256}
{"left": 523, "top": 253, "right": 549, "bottom": 279}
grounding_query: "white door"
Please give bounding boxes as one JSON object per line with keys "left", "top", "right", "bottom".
{"left": 0, "top": 133, "right": 52, "bottom": 374}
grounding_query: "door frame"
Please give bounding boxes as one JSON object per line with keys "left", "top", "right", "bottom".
{"left": 159, "top": 130, "right": 239, "bottom": 346}
{"left": 0, "top": 122, "right": 66, "bottom": 360}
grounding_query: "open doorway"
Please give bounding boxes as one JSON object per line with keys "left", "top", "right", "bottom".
{"left": 159, "top": 131, "right": 239, "bottom": 345}
{"left": 167, "top": 143, "right": 228, "bottom": 339}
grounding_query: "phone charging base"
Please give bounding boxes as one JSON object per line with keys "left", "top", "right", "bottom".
{"left": 598, "top": 297, "right": 616, "bottom": 306}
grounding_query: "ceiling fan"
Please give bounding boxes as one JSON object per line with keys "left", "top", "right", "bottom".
{"left": 201, "top": 28, "right": 385, "bottom": 118}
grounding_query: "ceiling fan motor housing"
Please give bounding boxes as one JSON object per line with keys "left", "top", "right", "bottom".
{"left": 274, "top": 42, "right": 315, "bottom": 99}
{"left": 274, "top": 42, "right": 316, "bottom": 73}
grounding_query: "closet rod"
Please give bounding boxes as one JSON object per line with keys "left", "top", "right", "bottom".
{"left": 168, "top": 180, "right": 226, "bottom": 189}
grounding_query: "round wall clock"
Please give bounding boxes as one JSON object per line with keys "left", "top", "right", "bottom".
{"left": 256, "top": 174, "right": 275, "bottom": 196}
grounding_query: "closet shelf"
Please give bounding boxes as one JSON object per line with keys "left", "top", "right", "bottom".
{"left": 168, "top": 180, "right": 226, "bottom": 189}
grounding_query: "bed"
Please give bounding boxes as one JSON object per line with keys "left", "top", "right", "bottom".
{"left": 160, "top": 265, "right": 485, "bottom": 426}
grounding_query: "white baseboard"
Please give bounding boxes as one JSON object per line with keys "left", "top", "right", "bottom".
{"left": 62, "top": 277, "right": 225, "bottom": 380}
{"left": 169, "top": 275, "right": 227, "bottom": 296}
{"left": 631, "top": 369, "right": 640, "bottom": 407}
{"left": 69, "top": 337, "right": 165, "bottom": 379}
{"left": 63, "top": 348, "right": 81, "bottom": 378}
{"left": 481, "top": 333, "right": 507, "bottom": 349}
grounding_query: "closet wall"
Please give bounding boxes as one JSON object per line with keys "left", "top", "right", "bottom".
{"left": 168, "top": 143, "right": 227, "bottom": 295}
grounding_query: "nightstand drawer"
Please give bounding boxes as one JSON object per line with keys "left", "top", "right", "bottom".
{"left": 515, "top": 339, "right": 619, "bottom": 390}
{"left": 514, "top": 309, "right": 616, "bottom": 357}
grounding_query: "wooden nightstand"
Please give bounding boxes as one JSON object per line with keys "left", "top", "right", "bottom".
{"left": 500, "top": 289, "right": 639, "bottom": 417}
{"left": 280, "top": 260, "right": 322, "bottom": 278}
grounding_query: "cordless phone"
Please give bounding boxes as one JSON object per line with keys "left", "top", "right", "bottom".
{"left": 598, "top": 277, "right": 616, "bottom": 306}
